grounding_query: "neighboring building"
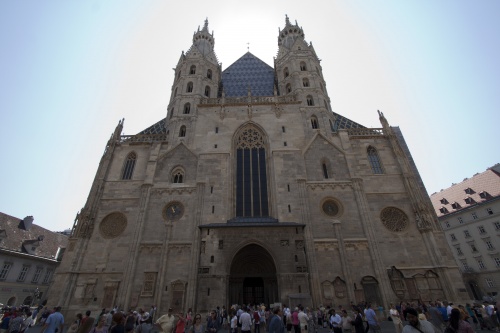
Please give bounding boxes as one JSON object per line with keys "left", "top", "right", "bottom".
{"left": 0, "top": 212, "right": 68, "bottom": 306}
{"left": 49, "top": 17, "right": 466, "bottom": 316}
{"left": 430, "top": 164, "right": 500, "bottom": 301}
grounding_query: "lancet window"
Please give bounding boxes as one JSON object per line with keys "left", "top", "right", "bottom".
{"left": 235, "top": 125, "right": 269, "bottom": 217}
{"left": 186, "top": 82, "right": 193, "bottom": 93}
{"left": 367, "top": 146, "right": 383, "bottom": 174}
{"left": 190, "top": 65, "right": 196, "bottom": 75}
{"left": 183, "top": 103, "right": 191, "bottom": 114}
{"left": 122, "top": 152, "right": 137, "bottom": 180}
{"left": 306, "top": 95, "right": 314, "bottom": 106}
{"left": 179, "top": 126, "right": 186, "bottom": 137}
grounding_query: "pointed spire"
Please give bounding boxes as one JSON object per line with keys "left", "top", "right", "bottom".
{"left": 285, "top": 14, "right": 290, "bottom": 26}
{"left": 202, "top": 18, "right": 209, "bottom": 32}
{"left": 378, "top": 110, "right": 389, "bottom": 128}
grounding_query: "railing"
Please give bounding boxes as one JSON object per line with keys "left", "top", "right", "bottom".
{"left": 346, "top": 128, "right": 384, "bottom": 136}
{"left": 199, "top": 94, "right": 298, "bottom": 106}
{"left": 120, "top": 134, "right": 168, "bottom": 143}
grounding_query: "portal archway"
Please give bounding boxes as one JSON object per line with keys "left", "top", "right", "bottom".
{"left": 229, "top": 244, "right": 278, "bottom": 305}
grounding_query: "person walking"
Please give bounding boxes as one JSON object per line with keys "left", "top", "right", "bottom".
{"left": 41, "top": 307, "right": 64, "bottom": 333}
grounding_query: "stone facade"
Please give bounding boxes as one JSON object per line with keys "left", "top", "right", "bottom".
{"left": 48, "top": 17, "right": 467, "bottom": 316}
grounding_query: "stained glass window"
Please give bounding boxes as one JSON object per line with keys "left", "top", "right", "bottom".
{"left": 235, "top": 125, "right": 269, "bottom": 217}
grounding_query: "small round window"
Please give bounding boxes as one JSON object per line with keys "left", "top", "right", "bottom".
{"left": 322, "top": 199, "right": 341, "bottom": 217}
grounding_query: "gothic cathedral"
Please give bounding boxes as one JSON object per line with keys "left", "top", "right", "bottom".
{"left": 49, "top": 17, "right": 467, "bottom": 315}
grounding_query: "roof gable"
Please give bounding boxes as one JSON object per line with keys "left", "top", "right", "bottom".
{"left": 222, "top": 52, "right": 275, "bottom": 97}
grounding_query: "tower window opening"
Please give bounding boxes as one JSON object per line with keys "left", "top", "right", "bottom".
{"left": 282, "top": 126, "right": 285, "bottom": 133}
{"left": 183, "top": 103, "right": 191, "bottom": 114}
{"left": 284, "top": 67, "right": 289, "bottom": 78}
{"left": 300, "top": 62, "right": 307, "bottom": 71}
{"left": 205, "top": 86, "right": 211, "bottom": 97}
{"left": 311, "top": 116, "right": 319, "bottom": 129}
{"left": 302, "top": 78, "right": 310, "bottom": 87}
{"left": 286, "top": 83, "right": 292, "bottom": 94}
{"left": 207, "top": 69, "right": 212, "bottom": 79}
{"left": 306, "top": 95, "right": 314, "bottom": 106}
{"left": 179, "top": 125, "right": 186, "bottom": 137}
{"left": 186, "top": 82, "right": 193, "bottom": 93}
{"left": 190, "top": 65, "right": 196, "bottom": 75}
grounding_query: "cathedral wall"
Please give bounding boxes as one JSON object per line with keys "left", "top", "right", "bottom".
{"left": 109, "top": 146, "right": 150, "bottom": 181}
{"left": 304, "top": 136, "right": 350, "bottom": 181}
{"left": 271, "top": 150, "right": 304, "bottom": 222}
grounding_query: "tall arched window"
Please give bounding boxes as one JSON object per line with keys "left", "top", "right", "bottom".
{"left": 367, "top": 146, "right": 384, "bottom": 174}
{"left": 204, "top": 86, "right": 211, "bottom": 97}
{"left": 302, "top": 78, "right": 310, "bottom": 87}
{"left": 286, "top": 83, "right": 292, "bottom": 94}
{"left": 283, "top": 67, "right": 289, "bottom": 78}
{"left": 235, "top": 125, "right": 269, "bottom": 217}
{"left": 190, "top": 65, "right": 196, "bottom": 75}
{"left": 300, "top": 61, "right": 307, "bottom": 71}
{"left": 122, "top": 152, "right": 137, "bottom": 180}
{"left": 179, "top": 125, "right": 186, "bottom": 137}
{"left": 186, "top": 82, "right": 193, "bottom": 93}
{"left": 183, "top": 103, "right": 191, "bottom": 114}
{"left": 306, "top": 95, "right": 314, "bottom": 106}
{"left": 311, "top": 116, "right": 319, "bottom": 129}
{"left": 207, "top": 69, "right": 212, "bottom": 79}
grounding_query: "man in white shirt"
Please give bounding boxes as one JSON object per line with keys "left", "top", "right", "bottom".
{"left": 329, "top": 310, "right": 342, "bottom": 333}
{"left": 239, "top": 307, "right": 252, "bottom": 333}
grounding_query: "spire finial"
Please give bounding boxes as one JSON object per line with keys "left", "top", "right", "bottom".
{"left": 203, "top": 17, "right": 209, "bottom": 31}
{"left": 285, "top": 14, "right": 290, "bottom": 26}
{"left": 247, "top": 42, "right": 250, "bottom": 52}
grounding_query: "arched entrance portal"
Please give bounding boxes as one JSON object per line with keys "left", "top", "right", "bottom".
{"left": 229, "top": 244, "right": 278, "bottom": 305}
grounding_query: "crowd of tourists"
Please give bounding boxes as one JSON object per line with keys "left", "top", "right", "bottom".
{"left": 1, "top": 299, "right": 498, "bottom": 333}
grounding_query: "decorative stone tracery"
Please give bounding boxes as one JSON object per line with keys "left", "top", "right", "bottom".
{"left": 99, "top": 212, "right": 127, "bottom": 239}
{"left": 380, "top": 207, "right": 408, "bottom": 232}
{"left": 236, "top": 125, "right": 265, "bottom": 149}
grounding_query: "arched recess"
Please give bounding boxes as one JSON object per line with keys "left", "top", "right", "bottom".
{"left": 361, "top": 276, "right": 382, "bottom": 306}
{"left": 7, "top": 296, "right": 16, "bottom": 306}
{"left": 233, "top": 123, "right": 271, "bottom": 218}
{"left": 228, "top": 243, "right": 278, "bottom": 306}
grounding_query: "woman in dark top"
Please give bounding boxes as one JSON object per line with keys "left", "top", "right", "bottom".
{"left": 351, "top": 308, "right": 365, "bottom": 333}
{"left": 111, "top": 313, "right": 125, "bottom": 333}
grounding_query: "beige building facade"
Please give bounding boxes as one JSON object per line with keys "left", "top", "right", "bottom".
{"left": 430, "top": 164, "right": 500, "bottom": 301}
{"left": 49, "top": 17, "right": 467, "bottom": 315}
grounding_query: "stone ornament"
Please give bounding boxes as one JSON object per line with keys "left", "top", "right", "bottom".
{"left": 99, "top": 212, "right": 127, "bottom": 239}
{"left": 380, "top": 207, "right": 408, "bottom": 232}
{"left": 236, "top": 125, "right": 265, "bottom": 149}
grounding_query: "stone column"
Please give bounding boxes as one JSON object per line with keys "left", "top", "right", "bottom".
{"left": 331, "top": 220, "right": 355, "bottom": 302}
{"left": 351, "top": 178, "right": 392, "bottom": 306}
{"left": 297, "top": 179, "right": 321, "bottom": 306}
{"left": 184, "top": 182, "right": 205, "bottom": 312}
{"left": 121, "top": 183, "right": 153, "bottom": 309}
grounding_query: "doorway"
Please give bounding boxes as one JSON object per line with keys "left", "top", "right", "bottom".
{"left": 229, "top": 244, "right": 278, "bottom": 305}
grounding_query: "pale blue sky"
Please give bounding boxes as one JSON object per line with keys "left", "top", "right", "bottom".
{"left": 1, "top": 1, "right": 499, "bottom": 231}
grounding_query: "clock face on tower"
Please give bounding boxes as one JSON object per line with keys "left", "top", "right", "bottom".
{"left": 163, "top": 202, "right": 184, "bottom": 221}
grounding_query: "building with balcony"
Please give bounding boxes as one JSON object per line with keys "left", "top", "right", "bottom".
{"left": 430, "top": 164, "right": 500, "bottom": 300}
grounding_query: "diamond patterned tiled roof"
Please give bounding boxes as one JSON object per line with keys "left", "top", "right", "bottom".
{"left": 331, "top": 111, "right": 365, "bottom": 129}
{"left": 221, "top": 52, "right": 275, "bottom": 97}
{"left": 138, "top": 118, "right": 167, "bottom": 135}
